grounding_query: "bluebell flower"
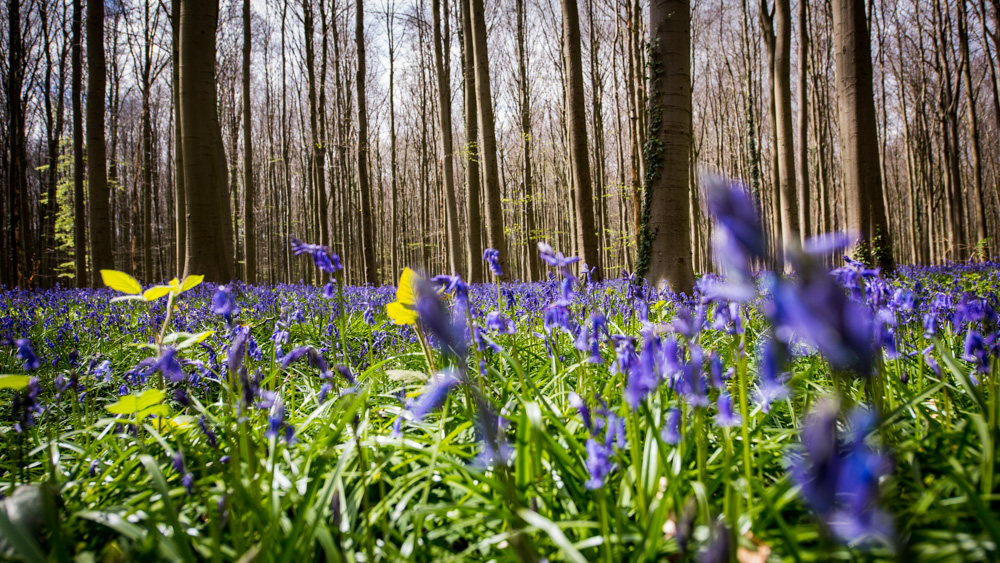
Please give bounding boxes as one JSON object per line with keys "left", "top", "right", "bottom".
{"left": 963, "top": 329, "right": 989, "bottom": 375}
{"left": 409, "top": 370, "right": 462, "bottom": 421}
{"left": 416, "top": 283, "right": 467, "bottom": 359}
{"left": 702, "top": 177, "right": 765, "bottom": 277}
{"left": 484, "top": 311, "right": 515, "bottom": 334}
{"left": 482, "top": 248, "right": 503, "bottom": 277}
{"left": 661, "top": 408, "right": 681, "bottom": 444}
{"left": 569, "top": 392, "right": 593, "bottom": 432}
{"left": 12, "top": 377, "right": 43, "bottom": 433}
{"left": 153, "top": 347, "right": 186, "bottom": 383}
{"left": 198, "top": 416, "right": 218, "bottom": 448}
{"left": 228, "top": 328, "right": 249, "bottom": 379}
{"left": 211, "top": 285, "right": 239, "bottom": 323}
{"left": 625, "top": 335, "right": 662, "bottom": 409}
{"left": 755, "top": 339, "right": 790, "bottom": 413}
{"left": 290, "top": 236, "right": 342, "bottom": 273}
{"left": 714, "top": 392, "right": 741, "bottom": 427}
{"left": 13, "top": 339, "right": 40, "bottom": 371}
{"left": 585, "top": 438, "right": 614, "bottom": 489}
{"left": 537, "top": 242, "right": 580, "bottom": 280}
{"left": 790, "top": 404, "right": 894, "bottom": 545}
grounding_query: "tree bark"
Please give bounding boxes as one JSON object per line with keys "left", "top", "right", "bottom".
{"left": 243, "top": 0, "right": 256, "bottom": 282}
{"left": 467, "top": 0, "right": 509, "bottom": 279}
{"left": 638, "top": 0, "right": 695, "bottom": 293}
{"left": 179, "top": 0, "right": 235, "bottom": 282}
{"left": 562, "top": 0, "right": 603, "bottom": 280}
{"left": 356, "top": 0, "right": 378, "bottom": 283}
{"left": 460, "top": 0, "right": 484, "bottom": 282}
{"left": 170, "top": 0, "right": 185, "bottom": 276}
{"left": 831, "top": 0, "right": 894, "bottom": 272}
{"left": 516, "top": 0, "right": 540, "bottom": 281}
{"left": 797, "top": 0, "right": 810, "bottom": 237}
{"left": 88, "top": 0, "right": 113, "bottom": 284}
{"left": 433, "top": 0, "right": 464, "bottom": 277}
{"left": 72, "top": 0, "right": 85, "bottom": 286}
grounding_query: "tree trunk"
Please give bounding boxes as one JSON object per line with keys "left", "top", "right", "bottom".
{"left": 516, "top": 0, "right": 540, "bottom": 281}
{"left": 562, "top": 0, "right": 602, "bottom": 280}
{"left": 7, "top": 0, "right": 29, "bottom": 288}
{"left": 356, "top": 0, "right": 378, "bottom": 283}
{"left": 460, "top": 0, "right": 484, "bottom": 282}
{"left": 468, "top": 0, "right": 509, "bottom": 279}
{"left": 638, "top": 0, "right": 695, "bottom": 293}
{"left": 72, "top": 0, "right": 85, "bottom": 286}
{"left": 170, "top": 0, "right": 185, "bottom": 276}
{"left": 88, "top": 0, "right": 113, "bottom": 284}
{"left": 243, "top": 0, "right": 256, "bottom": 282}
{"left": 957, "top": 0, "right": 987, "bottom": 249}
{"left": 832, "top": 0, "right": 893, "bottom": 272}
{"left": 179, "top": 0, "right": 235, "bottom": 282}
{"left": 433, "top": 0, "right": 464, "bottom": 277}
{"left": 796, "top": 0, "right": 810, "bottom": 238}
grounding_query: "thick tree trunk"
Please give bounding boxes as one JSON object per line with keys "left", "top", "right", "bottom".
{"left": 356, "top": 0, "right": 378, "bottom": 284}
{"left": 460, "top": 0, "right": 484, "bottom": 282}
{"left": 88, "top": 0, "right": 113, "bottom": 284}
{"left": 562, "top": 0, "right": 602, "bottom": 280}
{"left": 638, "top": 0, "right": 695, "bottom": 293}
{"left": 7, "top": 0, "right": 28, "bottom": 288}
{"left": 957, "top": 0, "right": 987, "bottom": 248}
{"left": 243, "top": 0, "right": 256, "bottom": 282}
{"left": 433, "top": 0, "right": 464, "bottom": 277}
{"left": 468, "top": 0, "right": 509, "bottom": 279}
{"left": 832, "top": 0, "right": 894, "bottom": 272}
{"left": 179, "top": 0, "right": 235, "bottom": 282}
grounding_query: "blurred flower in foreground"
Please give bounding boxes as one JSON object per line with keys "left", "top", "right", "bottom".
{"left": 790, "top": 403, "right": 894, "bottom": 546}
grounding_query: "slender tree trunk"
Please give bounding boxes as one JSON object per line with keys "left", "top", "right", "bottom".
{"left": 7, "top": 0, "right": 28, "bottom": 288}
{"left": 88, "top": 0, "right": 113, "bottom": 284}
{"left": 180, "top": 0, "right": 235, "bottom": 282}
{"left": 243, "top": 0, "right": 256, "bottom": 282}
{"left": 562, "top": 0, "right": 602, "bottom": 280}
{"left": 468, "top": 0, "right": 509, "bottom": 278}
{"left": 832, "top": 0, "right": 894, "bottom": 272}
{"left": 516, "top": 0, "right": 540, "bottom": 281}
{"left": 170, "top": 0, "right": 185, "bottom": 276}
{"left": 957, "top": 0, "right": 987, "bottom": 249}
{"left": 797, "top": 0, "right": 810, "bottom": 237}
{"left": 72, "top": 0, "right": 85, "bottom": 287}
{"left": 638, "top": 0, "right": 695, "bottom": 293}
{"left": 460, "top": 0, "right": 484, "bottom": 282}
{"left": 356, "top": 0, "right": 377, "bottom": 283}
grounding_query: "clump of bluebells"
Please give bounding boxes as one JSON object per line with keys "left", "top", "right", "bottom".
{"left": 0, "top": 178, "right": 996, "bottom": 562}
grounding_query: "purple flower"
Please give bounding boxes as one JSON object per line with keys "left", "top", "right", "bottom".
{"left": 963, "top": 329, "right": 989, "bottom": 375}
{"left": 790, "top": 404, "right": 894, "bottom": 545}
{"left": 569, "top": 392, "right": 592, "bottom": 432}
{"left": 153, "top": 348, "right": 186, "bottom": 383}
{"left": 416, "top": 285, "right": 467, "bottom": 359}
{"left": 484, "top": 311, "right": 515, "bottom": 335}
{"left": 625, "top": 335, "right": 662, "bottom": 409}
{"left": 228, "top": 328, "right": 249, "bottom": 379}
{"left": 584, "top": 438, "right": 614, "bottom": 489}
{"left": 12, "top": 377, "right": 43, "bottom": 433}
{"left": 537, "top": 241, "right": 580, "bottom": 280}
{"left": 13, "top": 339, "right": 40, "bottom": 371}
{"left": 211, "top": 285, "right": 240, "bottom": 322}
{"left": 661, "top": 408, "right": 681, "bottom": 444}
{"left": 714, "top": 392, "right": 741, "bottom": 427}
{"left": 482, "top": 248, "right": 503, "bottom": 277}
{"left": 198, "top": 416, "right": 218, "bottom": 448}
{"left": 409, "top": 370, "right": 462, "bottom": 421}
{"left": 755, "top": 339, "right": 790, "bottom": 413}
{"left": 290, "top": 236, "right": 342, "bottom": 274}
{"left": 702, "top": 177, "right": 765, "bottom": 276}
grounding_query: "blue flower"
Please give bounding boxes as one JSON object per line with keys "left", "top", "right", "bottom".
{"left": 409, "top": 370, "right": 462, "bottom": 421}
{"left": 211, "top": 285, "right": 239, "bottom": 322}
{"left": 584, "top": 438, "right": 614, "bottom": 489}
{"left": 484, "top": 311, "right": 515, "bottom": 334}
{"left": 290, "top": 236, "right": 342, "bottom": 273}
{"left": 13, "top": 339, "right": 40, "bottom": 371}
{"left": 714, "top": 392, "right": 741, "bottom": 427}
{"left": 661, "top": 408, "right": 681, "bottom": 444}
{"left": 790, "top": 404, "right": 894, "bottom": 545}
{"left": 482, "top": 248, "right": 503, "bottom": 277}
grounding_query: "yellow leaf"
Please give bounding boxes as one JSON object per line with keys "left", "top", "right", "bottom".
{"left": 107, "top": 388, "right": 165, "bottom": 415}
{"left": 136, "top": 404, "right": 171, "bottom": 420}
{"left": 143, "top": 285, "right": 173, "bottom": 301}
{"left": 395, "top": 267, "right": 419, "bottom": 305}
{"left": 179, "top": 275, "right": 204, "bottom": 293}
{"left": 100, "top": 270, "right": 143, "bottom": 295}
{"left": 386, "top": 301, "right": 418, "bottom": 325}
{"left": 0, "top": 375, "right": 31, "bottom": 391}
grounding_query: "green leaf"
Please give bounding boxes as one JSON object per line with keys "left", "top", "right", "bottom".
{"left": 517, "top": 509, "right": 588, "bottom": 563}
{"left": 100, "top": 270, "right": 143, "bottom": 294}
{"left": 106, "top": 388, "right": 166, "bottom": 415}
{"left": 0, "top": 375, "right": 31, "bottom": 391}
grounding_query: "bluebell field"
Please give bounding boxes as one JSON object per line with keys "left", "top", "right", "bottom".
{"left": 0, "top": 178, "right": 998, "bottom": 561}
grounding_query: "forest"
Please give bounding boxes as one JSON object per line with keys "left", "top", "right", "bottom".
{"left": 0, "top": 0, "right": 999, "bottom": 561}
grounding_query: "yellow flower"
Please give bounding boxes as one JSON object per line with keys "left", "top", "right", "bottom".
{"left": 386, "top": 267, "right": 420, "bottom": 325}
